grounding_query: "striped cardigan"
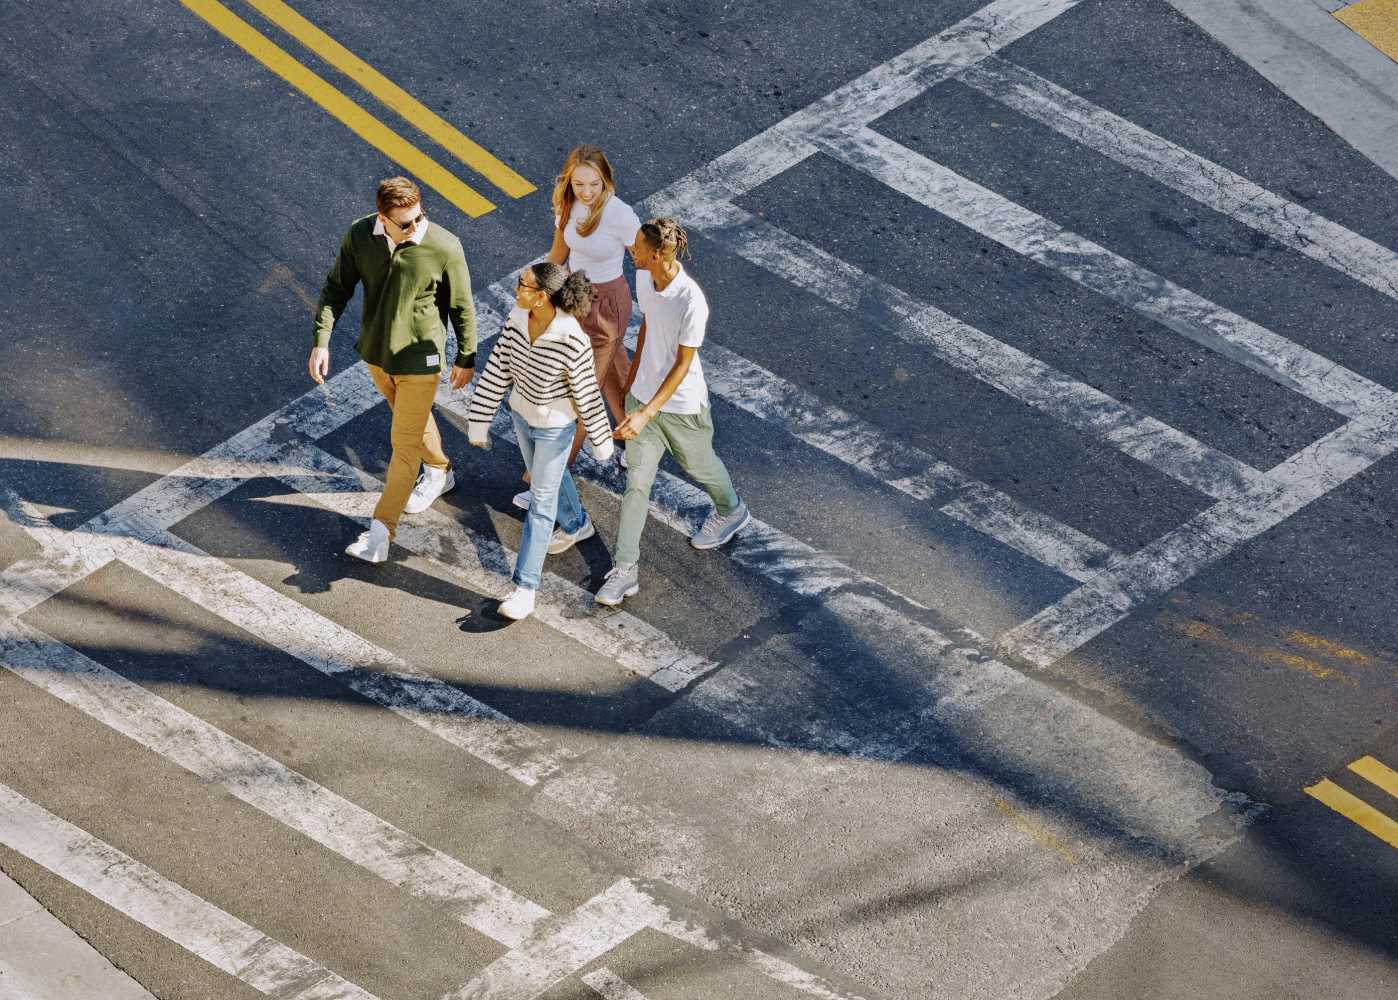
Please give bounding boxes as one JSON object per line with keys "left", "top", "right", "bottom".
{"left": 466, "top": 307, "right": 614, "bottom": 460}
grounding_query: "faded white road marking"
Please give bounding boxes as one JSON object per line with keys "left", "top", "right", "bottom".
{"left": 961, "top": 57, "right": 1398, "bottom": 302}
{"left": 647, "top": 0, "right": 1083, "bottom": 213}
{"left": 642, "top": 327, "right": 1121, "bottom": 580}
{"left": 997, "top": 394, "right": 1398, "bottom": 666}
{"left": 821, "top": 126, "right": 1393, "bottom": 417}
{"left": 0, "top": 618, "right": 549, "bottom": 947}
{"left": 687, "top": 200, "right": 1264, "bottom": 499}
{"left": 581, "top": 968, "right": 653, "bottom": 1000}
{"left": 0, "top": 781, "right": 382, "bottom": 1000}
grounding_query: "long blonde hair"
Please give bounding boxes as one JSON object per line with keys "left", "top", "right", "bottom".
{"left": 551, "top": 145, "right": 617, "bottom": 239}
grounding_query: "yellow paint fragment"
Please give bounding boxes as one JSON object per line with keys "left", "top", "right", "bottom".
{"left": 1336, "top": 0, "right": 1398, "bottom": 64}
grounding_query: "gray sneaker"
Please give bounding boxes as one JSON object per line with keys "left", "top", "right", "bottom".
{"left": 689, "top": 501, "right": 751, "bottom": 550}
{"left": 594, "top": 562, "right": 639, "bottom": 606}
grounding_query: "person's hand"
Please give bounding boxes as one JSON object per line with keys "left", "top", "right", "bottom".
{"left": 308, "top": 347, "right": 330, "bottom": 384}
{"left": 449, "top": 365, "right": 474, "bottom": 390}
{"left": 613, "top": 409, "right": 652, "bottom": 441}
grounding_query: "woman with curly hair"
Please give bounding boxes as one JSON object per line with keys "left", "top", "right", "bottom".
{"left": 513, "top": 145, "right": 640, "bottom": 509}
{"left": 466, "top": 264, "right": 614, "bottom": 620}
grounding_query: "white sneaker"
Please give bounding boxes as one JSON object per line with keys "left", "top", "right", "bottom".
{"left": 404, "top": 466, "right": 454, "bottom": 514}
{"left": 498, "top": 586, "right": 536, "bottom": 620}
{"left": 512, "top": 489, "right": 532, "bottom": 511}
{"left": 547, "top": 515, "right": 596, "bottom": 554}
{"left": 594, "top": 563, "right": 639, "bottom": 606}
{"left": 345, "top": 518, "right": 390, "bottom": 563}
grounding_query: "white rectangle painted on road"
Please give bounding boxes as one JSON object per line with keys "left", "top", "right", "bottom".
{"left": 0, "top": 780, "right": 382, "bottom": 1000}
{"left": 961, "top": 57, "right": 1398, "bottom": 303}
{"left": 821, "top": 126, "right": 1393, "bottom": 417}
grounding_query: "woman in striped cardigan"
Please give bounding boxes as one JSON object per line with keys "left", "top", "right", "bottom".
{"left": 467, "top": 263, "right": 614, "bottom": 621}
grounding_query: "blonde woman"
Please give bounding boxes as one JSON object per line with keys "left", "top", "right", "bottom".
{"left": 467, "top": 264, "right": 613, "bottom": 621}
{"left": 514, "top": 145, "right": 639, "bottom": 509}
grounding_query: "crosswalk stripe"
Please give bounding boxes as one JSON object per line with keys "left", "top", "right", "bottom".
{"left": 1350, "top": 755, "right": 1398, "bottom": 801}
{"left": 998, "top": 394, "right": 1398, "bottom": 666}
{"left": 630, "top": 323, "right": 1120, "bottom": 580}
{"left": 0, "top": 780, "right": 383, "bottom": 999}
{"left": 0, "top": 618, "right": 551, "bottom": 947}
{"left": 687, "top": 200, "right": 1264, "bottom": 500}
{"left": 821, "top": 127, "right": 1393, "bottom": 418}
{"left": 442, "top": 880, "right": 662, "bottom": 1000}
{"left": 647, "top": 0, "right": 1081, "bottom": 210}
{"left": 960, "top": 57, "right": 1398, "bottom": 303}
{"left": 1304, "top": 779, "right": 1398, "bottom": 850}
{"left": 581, "top": 968, "right": 653, "bottom": 1000}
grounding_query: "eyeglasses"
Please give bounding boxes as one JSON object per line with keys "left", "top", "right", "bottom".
{"left": 516, "top": 276, "right": 542, "bottom": 291}
{"left": 385, "top": 212, "right": 424, "bottom": 232}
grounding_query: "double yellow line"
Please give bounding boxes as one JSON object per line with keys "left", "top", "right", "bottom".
{"left": 180, "top": 0, "right": 533, "bottom": 217}
{"left": 1306, "top": 755, "right": 1398, "bottom": 850}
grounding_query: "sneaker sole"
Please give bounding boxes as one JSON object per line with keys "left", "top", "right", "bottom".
{"left": 690, "top": 510, "right": 752, "bottom": 550}
{"left": 547, "top": 521, "right": 596, "bottom": 555}
{"left": 345, "top": 546, "right": 388, "bottom": 564}
{"left": 498, "top": 605, "right": 533, "bottom": 621}
{"left": 594, "top": 583, "right": 640, "bottom": 607}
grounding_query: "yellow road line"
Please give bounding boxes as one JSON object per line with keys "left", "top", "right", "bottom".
{"left": 1336, "top": 1, "right": 1398, "bottom": 64}
{"left": 240, "top": 0, "right": 533, "bottom": 198}
{"left": 181, "top": 0, "right": 494, "bottom": 217}
{"left": 993, "top": 798, "right": 1080, "bottom": 865}
{"left": 1305, "top": 779, "right": 1398, "bottom": 850}
{"left": 1350, "top": 755, "right": 1398, "bottom": 802}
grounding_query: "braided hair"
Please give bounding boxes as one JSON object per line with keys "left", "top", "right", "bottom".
{"left": 638, "top": 217, "right": 690, "bottom": 261}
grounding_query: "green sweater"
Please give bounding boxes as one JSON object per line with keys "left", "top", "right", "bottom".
{"left": 312, "top": 215, "right": 477, "bottom": 374}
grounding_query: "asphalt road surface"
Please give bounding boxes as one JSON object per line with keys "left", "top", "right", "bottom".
{"left": 2, "top": 1, "right": 1397, "bottom": 998}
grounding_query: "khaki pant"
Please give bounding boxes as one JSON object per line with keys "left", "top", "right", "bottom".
{"left": 367, "top": 364, "right": 449, "bottom": 536}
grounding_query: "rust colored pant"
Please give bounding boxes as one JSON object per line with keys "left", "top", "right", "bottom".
{"left": 580, "top": 274, "right": 632, "bottom": 423}
{"left": 367, "top": 364, "right": 449, "bottom": 536}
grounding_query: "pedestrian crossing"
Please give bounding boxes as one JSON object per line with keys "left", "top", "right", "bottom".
{"left": 4, "top": 0, "right": 1398, "bottom": 997}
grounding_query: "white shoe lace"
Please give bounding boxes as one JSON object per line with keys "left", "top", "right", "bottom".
{"left": 700, "top": 511, "right": 725, "bottom": 535}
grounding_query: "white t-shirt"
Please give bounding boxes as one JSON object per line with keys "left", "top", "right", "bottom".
{"left": 561, "top": 196, "right": 641, "bottom": 284}
{"left": 632, "top": 266, "right": 710, "bottom": 414}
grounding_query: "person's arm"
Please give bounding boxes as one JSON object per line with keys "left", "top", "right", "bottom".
{"left": 442, "top": 243, "right": 477, "bottom": 389}
{"left": 622, "top": 319, "right": 646, "bottom": 396}
{"left": 564, "top": 341, "right": 615, "bottom": 462}
{"left": 614, "top": 346, "right": 696, "bottom": 441}
{"left": 465, "top": 327, "right": 515, "bottom": 447}
{"left": 546, "top": 223, "right": 569, "bottom": 266}
{"left": 307, "top": 231, "right": 360, "bottom": 382}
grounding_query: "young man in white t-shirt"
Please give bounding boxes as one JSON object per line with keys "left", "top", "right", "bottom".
{"left": 596, "top": 219, "right": 751, "bottom": 606}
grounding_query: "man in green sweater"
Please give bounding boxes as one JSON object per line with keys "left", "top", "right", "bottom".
{"left": 308, "top": 176, "right": 476, "bottom": 563}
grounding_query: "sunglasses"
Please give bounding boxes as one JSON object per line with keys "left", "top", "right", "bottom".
{"left": 385, "top": 212, "right": 424, "bottom": 232}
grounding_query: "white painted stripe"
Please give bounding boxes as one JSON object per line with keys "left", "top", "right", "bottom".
{"left": 0, "top": 618, "right": 550, "bottom": 948}
{"left": 650, "top": 325, "right": 1120, "bottom": 580}
{"left": 691, "top": 200, "right": 1265, "bottom": 499}
{"left": 0, "top": 781, "right": 381, "bottom": 1000}
{"left": 998, "top": 394, "right": 1398, "bottom": 666}
{"left": 581, "top": 968, "right": 653, "bottom": 1000}
{"left": 443, "top": 880, "right": 662, "bottom": 1000}
{"left": 941, "top": 484, "right": 1117, "bottom": 581}
{"left": 961, "top": 57, "right": 1398, "bottom": 303}
{"left": 100, "top": 530, "right": 575, "bottom": 788}
{"left": 821, "top": 126, "right": 1393, "bottom": 417}
{"left": 645, "top": 0, "right": 1082, "bottom": 215}
{"left": 271, "top": 440, "right": 720, "bottom": 693}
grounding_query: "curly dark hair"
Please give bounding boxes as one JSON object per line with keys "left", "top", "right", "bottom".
{"left": 638, "top": 217, "right": 690, "bottom": 260}
{"left": 529, "top": 262, "right": 594, "bottom": 316}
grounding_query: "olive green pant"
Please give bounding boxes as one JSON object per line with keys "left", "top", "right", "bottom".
{"left": 615, "top": 393, "right": 739, "bottom": 565}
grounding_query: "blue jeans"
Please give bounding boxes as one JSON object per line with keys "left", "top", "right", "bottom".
{"left": 512, "top": 411, "right": 587, "bottom": 590}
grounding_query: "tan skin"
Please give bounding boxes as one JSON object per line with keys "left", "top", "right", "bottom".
{"left": 471, "top": 268, "right": 558, "bottom": 451}
{"left": 614, "top": 232, "right": 696, "bottom": 441}
{"left": 307, "top": 201, "right": 474, "bottom": 391}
